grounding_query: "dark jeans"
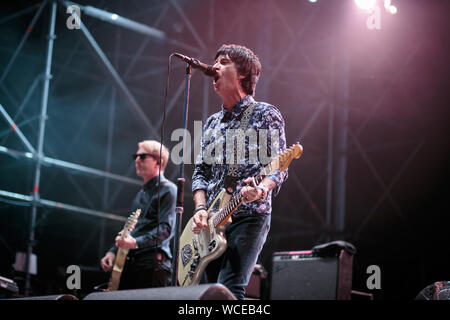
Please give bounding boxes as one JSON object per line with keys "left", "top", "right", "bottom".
{"left": 205, "top": 213, "right": 271, "bottom": 300}
{"left": 119, "top": 251, "right": 171, "bottom": 290}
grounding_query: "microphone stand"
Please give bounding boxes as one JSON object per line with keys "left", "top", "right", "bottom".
{"left": 171, "top": 64, "right": 191, "bottom": 286}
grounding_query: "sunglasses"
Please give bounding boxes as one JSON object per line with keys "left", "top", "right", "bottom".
{"left": 132, "top": 153, "right": 157, "bottom": 161}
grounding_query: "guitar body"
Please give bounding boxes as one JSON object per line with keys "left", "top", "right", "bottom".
{"left": 178, "top": 189, "right": 230, "bottom": 286}
{"left": 107, "top": 247, "right": 129, "bottom": 291}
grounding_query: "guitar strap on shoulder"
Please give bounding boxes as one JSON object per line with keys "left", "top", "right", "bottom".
{"left": 224, "top": 102, "right": 257, "bottom": 194}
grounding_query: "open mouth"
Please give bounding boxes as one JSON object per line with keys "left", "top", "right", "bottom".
{"left": 213, "top": 74, "right": 220, "bottom": 84}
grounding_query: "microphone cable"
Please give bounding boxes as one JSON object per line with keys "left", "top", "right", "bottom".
{"left": 154, "top": 53, "right": 175, "bottom": 282}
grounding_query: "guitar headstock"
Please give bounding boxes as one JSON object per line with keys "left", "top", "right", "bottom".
{"left": 124, "top": 209, "right": 141, "bottom": 233}
{"left": 278, "top": 143, "right": 303, "bottom": 171}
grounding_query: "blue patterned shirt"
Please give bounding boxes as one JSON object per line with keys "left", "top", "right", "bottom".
{"left": 192, "top": 95, "right": 288, "bottom": 216}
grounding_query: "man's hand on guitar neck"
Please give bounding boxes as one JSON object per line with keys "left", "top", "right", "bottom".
{"left": 191, "top": 178, "right": 275, "bottom": 234}
{"left": 241, "top": 177, "right": 273, "bottom": 203}
{"left": 115, "top": 232, "right": 138, "bottom": 250}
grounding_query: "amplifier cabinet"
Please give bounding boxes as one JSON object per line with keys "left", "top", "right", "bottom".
{"left": 270, "top": 250, "right": 353, "bottom": 300}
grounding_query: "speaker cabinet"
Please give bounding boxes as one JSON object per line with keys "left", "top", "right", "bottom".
{"left": 270, "top": 249, "right": 353, "bottom": 300}
{"left": 83, "top": 283, "right": 236, "bottom": 300}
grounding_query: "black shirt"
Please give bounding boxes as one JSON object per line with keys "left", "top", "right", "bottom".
{"left": 108, "top": 174, "right": 177, "bottom": 260}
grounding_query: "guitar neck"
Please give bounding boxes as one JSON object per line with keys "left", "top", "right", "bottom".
{"left": 210, "top": 143, "right": 302, "bottom": 229}
{"left": 212, "top": 163, "right": 274, "bottom": 228}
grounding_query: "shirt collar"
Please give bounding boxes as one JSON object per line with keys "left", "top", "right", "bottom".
{"left": 143, "top": 173, "right": 166, "bottom": 190}
{"left": 220, "top": 95, "right": 255, "bottom": 121}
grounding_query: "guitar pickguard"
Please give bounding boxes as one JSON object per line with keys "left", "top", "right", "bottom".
{"left": 181, "top": 244, "right": 193, "bottom": 267}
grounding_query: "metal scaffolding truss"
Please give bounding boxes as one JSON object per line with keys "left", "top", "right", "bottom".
{"left": 0, "top": 0, "right": 426, "bottom": 295}
{"left": 211, "top": 0, "right": 426, "bottom": 252}
{"left": 0, "top": 0, "right": 215, "bottom": 295}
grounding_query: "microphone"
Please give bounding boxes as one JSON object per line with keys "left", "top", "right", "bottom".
{"left": 173, "top": 53, "right": 217, "bottom": 77}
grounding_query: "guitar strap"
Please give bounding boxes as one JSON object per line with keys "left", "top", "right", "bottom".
{"left": 223, "top": 102, "right": 257, "bottom": 195}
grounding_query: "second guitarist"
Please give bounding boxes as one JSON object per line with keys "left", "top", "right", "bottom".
{"left": 192, "top": 45, "right": 288, "bottom": 300}
{"left": 100, "top": 140, "right": 177, "bottom": 290}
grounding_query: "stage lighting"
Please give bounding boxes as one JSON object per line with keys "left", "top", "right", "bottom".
{"left": 354, "top": 0, "right": 377, "bottom": 11}
{"left": 384, "top": 0, "right": 398, "bottom": 14}
{"left": 388, "top": 5, "right": 397, "bottom": 14}
{"left": 309, "top": 0, "right": 318, "bottom": 3}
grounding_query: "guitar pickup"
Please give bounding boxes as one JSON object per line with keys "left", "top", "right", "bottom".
{"left": 208, "top": 240, "right": 216, "bottom": 252}
{"left": 191, "top": 253, "right": 201, "bottom": 268}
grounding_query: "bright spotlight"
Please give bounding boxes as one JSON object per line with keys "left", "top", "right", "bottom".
{"left": 111, "top": 13, "right": 118, "bottom": 20}
{"left": 354, "top": 0, "right": 377, "bottom": 11}
{"left": 309, "top": 0, "right": 318, "bottom": 3}
{"left": 388, "top": 5, "right": 397, "bottom": 14}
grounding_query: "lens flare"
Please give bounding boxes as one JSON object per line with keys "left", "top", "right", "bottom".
{"left": 389, "top": 5, "right": 397, "bottom": 14}
{"left": 354, "top": 0, "right": 377, "bottom": 11}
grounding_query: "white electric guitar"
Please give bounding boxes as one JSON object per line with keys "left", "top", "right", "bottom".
{"left": 177, "top": 143, "right": 303, "bottom": 286}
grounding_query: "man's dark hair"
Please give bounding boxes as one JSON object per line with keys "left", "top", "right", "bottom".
{"left": 215, "top": 44, "right": 261, "bottom": 96}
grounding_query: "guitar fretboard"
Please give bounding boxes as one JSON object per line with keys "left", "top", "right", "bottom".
{"left": 212, "top": 163, "right": 274, "bottom": 228}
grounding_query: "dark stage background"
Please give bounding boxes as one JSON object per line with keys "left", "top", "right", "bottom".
{"left": 0, "top": 0, "right": 449, "bottom": 300}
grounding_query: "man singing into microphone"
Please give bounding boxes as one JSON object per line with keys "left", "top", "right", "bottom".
{"left": 191, "top": 44, "right": 288, "bottom": 300}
